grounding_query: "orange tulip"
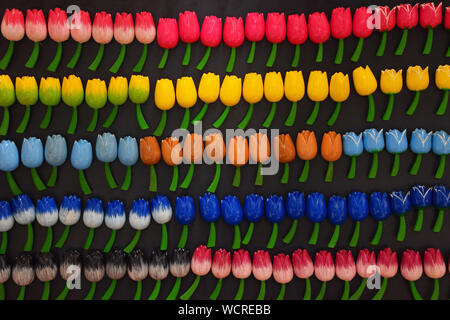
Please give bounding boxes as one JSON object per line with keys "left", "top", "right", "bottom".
{"left": 274, "top": 133, "right": 296, "bottom": 184}
{"left": 205, "top": 132, "right": 225, "bottom": 192}
{"left": 161, "top": 137, "right": 183, "bottom": 192}
{"left": 140, "top": 136, "right": 161, "bottom": 192}
{"left": 296, "top": 130, "right": 317, "bottom": 183}
{"left": 227, "top": 136, "right": 249, "bottom": 188}
{"left": 180, "top": 133, "right": 204, "bottom": 189}
{"left": 249, "top": 133, "right": 270, "bottom": 186}
{"left": 321, "top": 131, "right": 342, "bottom": 182}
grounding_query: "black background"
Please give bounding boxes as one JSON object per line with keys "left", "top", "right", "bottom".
{"left": 0, "top": 0, "right": 449, "bottom": 300}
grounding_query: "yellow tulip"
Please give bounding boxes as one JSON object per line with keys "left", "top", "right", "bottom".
{"left": 0, "top": 75, "right": 14, "bottom": 135}
{"left": 219, "top": 75, "right": 242, "bottom": 107}
{"left": 405, "top": 66, "right": 429, "bottom": 116}
{"left": 129, "top": 75, "right": 150, "bottom": 130}
{"left": 176, "top": 76, "right": 197, "bottom": 109}
{"left": 262, "top": 72, "right": 284, "bottom": 128}
{"left": 305, "top": 71, "right": 328, "bottom": 125}
{"left": 198, "top": 73, "right": 220, "bottom": 104}
{"left": 154, "top": 78, "right": 175, "bottom": 111}
{"left": 284, "top": 71, "right": 305, "bottom": 127}
{"left": 328, "top": 72, "right": 350, "bottom": 126}
{"left": 243, "top": 73, "right": 263, "bottom": 104}
{"left": 85, "top": 78, "right": 107, "bottom": 132}
{"left": 435, "top": 65, "right": 450, "bottom": 116}
{"left": 380, "top": 69, "right": 403, "bottom": 94}
{"left": 62, "top": 75, "right": 84, "bottom": 108}
{"left": 15, "top": 76, "right": 38, "bottom": 106}
{"left": 38, "top": 77, "right": 61, "bottom": 130}
{"left": 108, "top": 76, "right": 128, "bottom": 106}
{"left": 352, "top": 66, "right": 377, "bottom": 122}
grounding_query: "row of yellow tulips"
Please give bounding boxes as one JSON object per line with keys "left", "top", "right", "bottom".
{"left": 0, "top": 64, "right": 448, "bottom": 136}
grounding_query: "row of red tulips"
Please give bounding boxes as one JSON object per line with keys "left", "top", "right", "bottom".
{"left": 0, "top": 3, "right": 448, "bottom": 73}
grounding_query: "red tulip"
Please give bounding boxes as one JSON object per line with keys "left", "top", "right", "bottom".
{"left": 330, "top": 7, "right": 352, "bottom": 64}
{"left": 420, "top": 2, "right": 443, "bottom": 54}
{"left": 0, "top": 8, "right": 24, "bottom": 70}
{"left": 179, "top": 11, "right": 200, "bottom": 66}
{"left": 224, "top": 17, "right": 244, "bottom": 73}
{"left": 394, "top": 4, "right": 419, "bottom": 55}
{"left": 157, "top": 18, "right": 179, "bottom": 69}
{"left": 356, "top": 249, "right": 376, "bottom": 278}
{"left": 135, "top": 12, "right": 155, "bottom": 44}
{"left": 191, "top": 245, "right": 212, "bottom": 276}
{"left": 401, "top": 249, "right": 423, "bottom": 281}
{"left": 377, "top": 248, "right": 398, "bottom": 278}
{"left": 292, "top": 249, "right": 314, "bottom": 279}
{"left": 209, "top": 248, "right": 231, "bottom": 300}
{"left": 92, "top": 11, "right": 114, "bottom": 44}
{"left": 266, "top": 12, "right": 286, "bottom": 43}
{"left": 286, "top": 14, "right": 307, "bottom": 67}
{"left": 314, "top": 250, "right": 335, "bottom": 282}
{"left": 245, "top": 12, "right": 265, "bottom": 64}
{"left": 196, "top": 15, "right": 222, "bottom": 70}
{"left": 350, "top": 7, "right": 373, "bottom": 63}
{"left": 252, "top": 250, "right": 272, "bottom": 281}
{"left": 424, "top": 248, "right": 446, "bottom": 279}
{"left": 232, "top": 249, "right": 251, "bottom": 300}
{"left": 374, "top": 6, "right": 396, "bottom": 57}
{"left": 308, "top": 12, "right": 330, "bottom": 63}
{"left": 273, "top": 253, "right": 293, "bottom": 284}
{"left": 445, "top": 6, "right": 450, "bottom": 29}
{"left": 335, "top": 250, "right": 356, "bottom": 282}
{"left": 47, "top": 8, "right": 69, "bottom": 72}
{"left": 66, "top": 10, "right": 91, "bottom": 69}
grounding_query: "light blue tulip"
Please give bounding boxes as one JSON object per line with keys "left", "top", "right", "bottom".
{"left": 71, "top": 139, "right": 93, "bottom": 170}
{"left": 363, "top": 128, "right": 385, "bottom": 153}
{"left": 385, "top": 129, "right": 408, "bottom": 154}
{"left": 21, "top": 137, "right": 43, "bottom": 168}
{"left": 343, "top": 132, "right": 364, "bottom": 156}
{"left": 410, "top": 128, "right": 432, "bottom": 154}
{"left": 96, "top": 132, "right": 117, "bottom": 163}
{"left": 118, "top": 136, "right": 138, "bottom": 166}
{"left": 432, "top": 131, "right": 450, "bottom": 155}
{"left": 0, "top": 140, "right": 19, "bottom": 172}
{"left": 44, "top": 134, "right": 67, "bottom": 167}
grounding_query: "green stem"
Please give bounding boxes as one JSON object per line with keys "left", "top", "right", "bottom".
{"left": 104, "top": 162, "right": 117, "bottom": 189}
{"left": 103, "top": 229, "right": 116, "bottom": 253}
{"left": 262, "top": 102, "right": 277, "bottom": 128}
{"left": 432, "top": 209, "right": 445, "bottom": 233}
{"left": 41, "top": 281, "right": 50, "bottom": 300}
{"left": 367, "top": 94, "right": 375, "bottom": 122}
{"left": 396, "top": 215, "right": 406, "bottom": 242}
{"left": 255, "top": 162, "right": 263, "bottom": 186}
{"left": 409, "top": 154, "right": 422, "bottom": 176}
{"left": 55, "top": 225, "right": 70, "bottom": 249}
{"left": 284, "top": 101, "right": 297, "bottom": 127}
{"left": 177, "top": 225, "right": 189, "bottom": 249}
{"left": 341, "top": 281, "right": 350, "bottom": 300}
{"left": 5, "top": 171, "right": 22, "bottom": 196}
{"left": 210, "top": 278, "right": 223, "bottom": 300}
{"left": 383, "top": 94, "right": 394, "bottom": 120}
{"left": 298, "top": 160, "right": 310, "bottom": 182}
{"left": 166, "top": 277, "right": 181, "bottom": 300}
{"left": 120, "top": 166, "right": 132, "bottom": 191}
{"left": 266, "top": 223, "right": 278, "bottom": 249}
{"left": 368, "top": 152, "right": 379, "bottom": 179}
{"left": 180, "top": 163, "right": 195, "bottom": 189}
{"left": 87, "top": 108, "right": 99, "bottom": 132}
{"left": 109, "top": 44, "right": 126, "bottom": 73}
{"left": 232, "top": 166, "right": 241, "bottom": 187}
{"left": 247, "top": 41, "right": 256, "bottom": 64}
{"left": 24, "top": 223, "right": 34, "bottom": 252}
{"left": 40, "top": 106, "right": 52, "bottom": 129}
{"left": 436, "top": 90, "right": 449, "bottom": 115}
{"left": 101, "top": 279, "right": 117, "bottom": 300}
{"left": 56, "top": 285, "right": 69, "bottom": 300}
{"left": 325, "top": 161, "right": 334, "bottom": 182}
{"left": 281, "top": 162, "right": 289, "bottom": 184}
{"left": 232, "top": 225, "right": 241, "bottom": 250}
{"left": 226, "top": 47, "right": 236, "bottom": 73}
{"left": 148, "top": 280, "right": 161, "bottom": 300}
{"left": 196, "top": 46, "right": 211, "bottom": 71}
{"left": 422, "top": 27, "right": 433, "bottom": 55}
{"left": 84, "top": 228, "right": 95, "bottom": 250}
{"left": 182, "top": 43, "right": 191, "bottom": 66}
{"left": 376, "top": 31, "right": 387, "bottom": 57}
{"left": 350, "top": 38, "right": 364, "bottom": 62}
{"left": 303, "top": 278, "right": 311, "bottom": 300}
{"left": 370, "top": 221, "right": 383, "bottom": 246}
{"left": 0, "top": 41, "right": 14, "bottom": 70}
{"left": 207, "top": 222, "right": 216, "bottom": 248}
{"left": 435, "top": 155, "right": 446, "bottom": 179}
{"left": 282, "top": 220, "right": 298, "bottom": 244}
{"left": 47, "top": 42, "right": 62, "bottom": 72}
{"left": 266, "top": 43, "right": 277, "bottom": 67}
{"left": 157, "top": 49, "right": 169, "bottom": 70}
{"left": 134, "top": 281, "right": 142, "bottom": 300}
{"left": 334, "top": 38, "right": 344, "bottom": 64}
{"left": 133, "top": 44, "right": 148, "bottom": 73}
{"left": 160, "top": 224, "right": 168, "bottom": 251}
{"left": 328, "top": 224, "right": 340, "bottom": 248}
{"left": 136, "top": 104, "right": 149, "bottom": 130}
{"left": 149, "top": 164, "right": 157, "bottom": 192}
{"left": 67, "top": 107, "right": 78, "bottom": 134}
{"left": 308, "top": 222, "right": 320, "bottom": 245}
{"left": 349, "top": 221, "right": 360, "bottom": 247}
{"left": 430, "top": 278, "right": 439, "bottom": 300}
{"left": 180, "top": 275, "right": 200, "bottom": 300}
{"left": 207, "top": 163, "right": 221, "bottom": 193}
{"left": 446, "top": 45, "right": 450, "bottom": 57}
{"left": 372, "top": 277, "right": 388, "bottom": 300}
{"left": 234, "top": 278, "right": 245, "bottom": 300}
{"left": 84, "top": 282, "right": 96, "bottom": 300}
{"left": 391, "top": 153, "right": 400, "bottom": 177}
{"left": 88, "top": 44, "right": 105, "bottom": 71}
{"left": 315, "top": 281, "right": 327, "bottom": 300}
{"left": 180, "top": 108, "right": 190, "bottom": 129}
{"left": 25, "top": 42, "right": 40, "bottom": 69}
{"left": 66, "top": 42, "right": 82, "bottom": 69}
{"left": 31, "top": 168, "right": 46, "bottom": 191}
{"left": 78, "top": 170, "right": 92, "bottom": 195}
{"left": 347, "top": 156, "right": 357, "bottom": 179}
{"left": 349, "top": 278, "right": 367, "bottom": 300}
{"left": 394, "top": 29, "right": 408, "bottom": 55}
{"left": 16, "top": 106, "right": 31, "bottom": 133}
{"left": 406, "top": 91, "right": 421, "bottom": 116}
{"left": 169, "top": 165, "right": 178, "bottom": 192}
{"left": 257, "top": 281, "right": 266, "bottom": 300}
{"left": 291, "top": 44, "right": 300, "bottom": 67}
{"left": 41, "top": 227, "right": 53, "bottom": 253}
{"left": 237, "top": 103, "right": 254, "bottom": 129}
{"left": 102, "top": 105, "right": 119, "bottom": 128}
{"left": 0, "top": 232, "right": 7, "bottom": 255}
{"left": 242, "top": 222, "right": 255, "bottom": 245}
{"left": 306, "top": 101, "right": 320, "bottom": 125}
{"left": 124, "top": 230, "right": 142, "bottom": 254}
{"left": 17, "top": 286, "right": 26, "bottom": 300}
{"left": 315, "top": 43, "right": 323, "bottom": 63}
{"left": 153, "top": 110, "right": 167, "bottom": 137}
{"left": 409, "top": 281, "right": 423, "bottom": 300}
{"left": 192, "top": 102, "right": 209, "bottom": 125}
{"left": 413, "top": 208, "right": 424, "bottom": 232}
{"left": 0, "top": 107, "right": 9, "bottom": 135}
{"left": 213, "top": 106, "right": 230, "bottom": 128}
{"left": 276, "top": 283, "right": 286, "bottom": 300}
{"left": 327, "top": 102, "right": 342, "bottom": 126}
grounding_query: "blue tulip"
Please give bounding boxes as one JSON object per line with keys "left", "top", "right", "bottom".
{"left": 59, "top": 195, "right": 81, "bottom": 227}
{"left": 410, "top": 129, "right": 432, "bottom": 154}
{"left": 96, "top": 132, "right": 117, "bottom": 163}
{"left": 347, "top": 192, "right": 368, "bottom": 247}
{"left": 152, "top": 195, "right": 172, "bottom": 251}
{"left": 364, "top": 129, "right": 384, "bottom": 179}
{"left": 21, "top": 137, "right": 44, "bottom": 168}
{"left": 265, "top": 195, "right": 285, "bottom": 249}
{"left": 343, "top": 132, "right": 364, "bottom": 156}
{"left": 44, "top": 134, "right": 67, "bottom": 167}
{"left": 36, "top": 196, "right": 58, "bottom": 227}
{"left": 432, "top": 185, "right": 449, "bottom": 233}
{"left": 0, "top": 200, "right": 13, "bottom": 233}
{"left": 0, "top": 140, "right": 19, "bottom": 172}
{"left": 242, "top": 194, "right": 264, "bottom": 246}
{"left": 327, "top": 195, "right": 347, "bottom": 248}
{"left": 306, "top": 192, "right": 326, "bottom": 245}
{"left": 369, "top": 192, "right": 391, "bottom": 221}
{"left": 286, "top": 191, "right": 305, "bottom": 220}
{"left": 221, "top": 195, "right": 243, "bottom": 249}
{"left": 118, "top": 136, "right": 138, "bottom": 166}
{"left": 103, "top": 200, "right": 125, "bottom": 253}
{"left": 390, "top": 190, "right": 411, "bottom": 242}
{"left": 174, "top": 196, "right": 195, "bottom": 249}
{"left": 411, "top": 185, "right": 432, "bottom": 232}
{"left": 83, "top": 197, "right": 104, "bottom": 250}
{"left": 199, "top": 192, "right": 220, "bottom": 248}
{"left": 432, "top": 131, "right": 450, "bottom": 155}
{"left": 71, "top": 139, "right": 93, "bottom": 195}
{"left": 385, "top": 129, "right": 408, "bottom": 154}
{"left": 11, "top": 194, "right": 35, "bottom": 252}
{"left": 124, "top": 199, "right": 151, "bottom": 254}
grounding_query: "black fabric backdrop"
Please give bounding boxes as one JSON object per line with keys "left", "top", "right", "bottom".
{"left": 0, "top": 0, "right": 449, "bottom": 300}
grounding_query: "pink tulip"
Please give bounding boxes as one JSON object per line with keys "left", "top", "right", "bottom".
{"left": 196, "top": 15, "right": 222, "bottom": 70}
{"left": 48, "top": 8, "right": 69, "bottom": 42}
{"left": 287, "top": 14, "right": 307, "bottom": 67}
{"left": 157, "top": 18, "right": 179, "bottom": 69}
{"left": 424, "top": 248, "right": 446, "bottom": 279}
{"left": 377, "top": 248, "right": 398, "bottom": 278}
{"left": 209, "top": 248, "right": 231, "bottom": 300}
{"left": 1, "top": 8, "right": 24, "bottom": 41}
{"left": 232, "top": 249, "right": 251, "bottom": 300}
{"left": 335, "top": 250, "right": 356, "bottom": 282}
{"left": 252, "top": 250, "right": 272, "bottom": 300}
{"left": 314, "top": 250, "right": 335, "bottom": 282}
{"left": 273, "top": 253, "right": 293, "bottom": 284}
{"left": 114, "top": 12, "right": 134, "bottom": 45}
{"left": 92, "top": 11, "right": 113, "bottom": 44}
{"left": 135, "top": 12, "right": 155, "bottom": 44}
{"left": 401, "top": 249, "right": 423, "bottom": 281}
{"left": 70, "top": 10, "right": 91, "bottom": 43}
{"left": 24, "top": 9, "right": 46, "bottom": 69}
{"left": 356, "top": 249, "right": 376, "bottom": 278}
{"left": 191, "top": 245, "right": 211, "bottom": 276}
{"left": 292, "top": 249, "right": 314, "bottom": 279}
